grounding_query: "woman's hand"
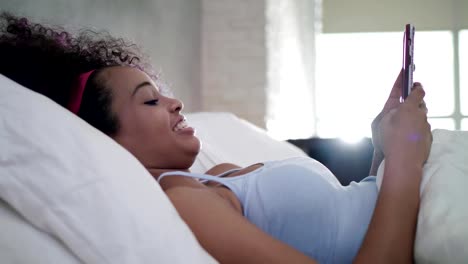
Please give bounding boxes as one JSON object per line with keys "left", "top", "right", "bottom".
{"left": 371, "top": 70, "right": 404, "bottom": 155}
{"left": 379, "top": 84, "right": 432, "bottom": 166}
{"left": 371, "top": 70, "right": 428, "bottom": 156}
{"left": 358, "top": 80, "right": 432, "bottom": 264}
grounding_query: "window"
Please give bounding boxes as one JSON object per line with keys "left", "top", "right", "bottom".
{"left": 460, "top": 30, "right": 468, "bottom": 115}
{"left": 315, "top": 30, "right": 459, "bottom": 141}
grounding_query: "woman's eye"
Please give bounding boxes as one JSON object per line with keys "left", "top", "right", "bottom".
{"left": 144, "top": 99, "right": 159, "bottom": 105}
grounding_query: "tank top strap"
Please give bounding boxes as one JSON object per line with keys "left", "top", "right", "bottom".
{"left": 158, "top": 168, "right": 242, "bottom": 184}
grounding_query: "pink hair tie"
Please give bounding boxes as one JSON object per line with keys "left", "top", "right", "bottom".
{"left": 67, "top": 70, "right": 95, "bottom": 114}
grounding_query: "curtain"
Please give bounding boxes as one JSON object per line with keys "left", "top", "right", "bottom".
{"left": 266, "top": 0, "right": 321, "bottom": 140}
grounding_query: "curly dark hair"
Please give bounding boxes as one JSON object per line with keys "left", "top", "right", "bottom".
{"left": 0, "top": 12, "right": 155, "bottom": 136}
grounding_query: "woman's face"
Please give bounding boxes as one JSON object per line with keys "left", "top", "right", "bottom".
{"left": 102, "top": 66, "right": 201, "bottom": 170}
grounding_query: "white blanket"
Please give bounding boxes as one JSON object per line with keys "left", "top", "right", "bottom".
{"left": 376, "top": 129, "right": 468, "bottom": 263}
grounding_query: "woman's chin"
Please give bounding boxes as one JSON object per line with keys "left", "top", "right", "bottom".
{"left": 181, "top": 136, "right": 202, "bottom": 158}
{"left": 191, "top": 137, "right": 202, "bottom": 156}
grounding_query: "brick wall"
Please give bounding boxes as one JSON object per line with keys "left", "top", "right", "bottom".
{"left": 201, "top": 0, "right": 267, "bottom": 128}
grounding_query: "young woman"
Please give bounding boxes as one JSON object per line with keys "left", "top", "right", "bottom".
{"left": 0, "top": 13, "right": 431, "bottom": 263}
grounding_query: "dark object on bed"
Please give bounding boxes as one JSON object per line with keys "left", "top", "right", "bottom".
{"left": 288, "top": 138, "right": 374, "bottom": 186}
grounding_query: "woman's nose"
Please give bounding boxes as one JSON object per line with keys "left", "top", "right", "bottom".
{"left": 169, "top": 97, "right": 184, "bottom": 113}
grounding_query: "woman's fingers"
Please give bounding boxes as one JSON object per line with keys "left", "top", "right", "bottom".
{"left": 411, "top": 83, "right": 428, "bottom": 113}
{"left": 381, "top": 70, "right": 405, "bottom": 112}
{"left": 405, "top": 85, "right": 425, "bottom": 108}
{"left": 387, "top": 69, "right": 404, "bottom": 100}
{"left": 419, "top": 101, "right": 428, "bottom": 114}
{"left": 412, "top": 82, "right": 422, "bottom": 89}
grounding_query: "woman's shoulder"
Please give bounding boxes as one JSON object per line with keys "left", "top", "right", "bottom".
{"left": 205, "top": 163, "right": 241, "bottom": 175}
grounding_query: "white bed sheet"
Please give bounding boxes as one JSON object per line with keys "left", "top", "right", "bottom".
{"left": 0, "top": 199, "right": 81, "bottom": 264}
{"left": 377, "top": 129, "right": 468, "bottom": 263}
{"left": 187, "top": 112, "right": 308, "bottom": 173}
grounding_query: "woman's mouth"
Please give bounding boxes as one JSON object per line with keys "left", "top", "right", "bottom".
{"left": 174, "top": 119, "right": 189, "bottom": 132}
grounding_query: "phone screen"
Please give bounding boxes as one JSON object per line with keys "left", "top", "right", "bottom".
{"left": 402, "top": 24, "right": 415, "bottom": 101}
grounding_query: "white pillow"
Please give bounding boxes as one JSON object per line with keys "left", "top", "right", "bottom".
{"left": 376, "top": 129, "right": 468, "bottom": 263}
{"left": 187, "top": 112, "right": 308, "bottom": 173}
{"left": 0, "top": 199, "right": 81, "bottom": 264}
{"left": 0, "top": 75, "right": 217, "bottom": 264}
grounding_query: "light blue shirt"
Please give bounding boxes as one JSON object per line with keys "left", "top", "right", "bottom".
{"left": 159, "top": 157, "right": 378, "bottom": 263}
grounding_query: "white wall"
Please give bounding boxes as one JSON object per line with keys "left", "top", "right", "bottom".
{"left": 1, "top": 0, "right": 202, "bottom": 111}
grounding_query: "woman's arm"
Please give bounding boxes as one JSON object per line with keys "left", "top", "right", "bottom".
{"left": 166, "top": 156, "right": 422, "bottom": 264}
{"left": 356, "top": 85, "right": 431, "bottom": 263}
{"left": 356, "top": 158, "right": 422, "bottom": 263}
{"left": 369, "top": 150, "right": 384, "bottom": 176}
{"left": 165, "top": 186, "right": 317, "bottom": 264}
{"left": 369, "top": 71, "right": 403, "bottom": 176}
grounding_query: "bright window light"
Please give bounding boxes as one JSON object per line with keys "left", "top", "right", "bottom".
{"left": 460, "top": 30, "right": 468, "bottom": 115}
{"left": 315, "top": 31, "right": 454, "bottom": 139}
{"left": 266, "top": 36, "right": 315, "bottom": 140}
{"left": 461, "top": 118, "right": 468, "bottom": 130}
{"left": 428, "top": 118, "right": 455, "bottom": 131}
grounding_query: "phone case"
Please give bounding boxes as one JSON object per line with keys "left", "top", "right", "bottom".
{"left": 402, "top": 24, "right": 415, "bottom": 100}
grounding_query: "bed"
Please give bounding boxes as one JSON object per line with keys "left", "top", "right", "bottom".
{"left": 0, "top": 74, "right": 467, "bottom": 263}
{"left": 0, "top": 74, "right": 306, "bottom": 263}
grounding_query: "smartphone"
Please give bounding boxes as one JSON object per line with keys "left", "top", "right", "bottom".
{"left": 402, "top": 24, "right": 415, "bottom": 101}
